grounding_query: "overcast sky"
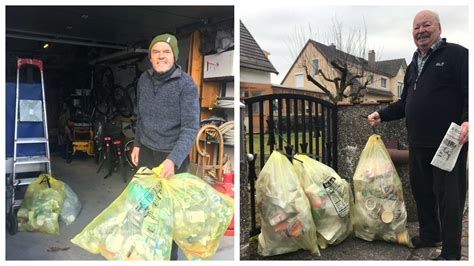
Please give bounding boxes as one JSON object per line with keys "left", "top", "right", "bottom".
{"left": 241, "top": 5, "right": 469, "bottom": 84}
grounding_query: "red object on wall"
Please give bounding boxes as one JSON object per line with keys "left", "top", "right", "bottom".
{"left": 212, "top": 181, "right": 234, "bottom": 236}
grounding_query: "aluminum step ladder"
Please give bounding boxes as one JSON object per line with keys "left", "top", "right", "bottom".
{"left": 12, "top": 58, "right": 51, "bottom": 208}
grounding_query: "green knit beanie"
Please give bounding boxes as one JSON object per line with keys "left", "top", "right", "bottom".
{"left": 148, "top": 33, "right": 179, "bottom": 61}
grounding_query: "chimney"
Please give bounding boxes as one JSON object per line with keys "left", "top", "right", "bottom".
{"left": 262, "top": 50, "right": 271, "bottom": 58}
{"left": 329, "top": 43, "right": 336, "bottom": 49}
{"left": 368, "top": 50, "right": 375, "bottom": 67}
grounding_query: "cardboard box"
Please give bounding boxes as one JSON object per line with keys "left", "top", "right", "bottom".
{"left": 203, "top": 50, "right": 234, "bottom": 79}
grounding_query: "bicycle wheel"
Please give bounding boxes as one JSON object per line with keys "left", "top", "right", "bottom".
{"left": 95, "top": 67, "right": 115, "bottom": 92}
{"left": 125, "top": 83, "right": 138, "bottom": 116}
{"left": 112, "top": 85, "right": 133, "bottom": 118}
{"left": 95, "top": 101, "right": 110, "bottom": 116}
{"left": 124, "top": 139, "right": 136, "bottom": 169}
{"left": 92, "top": 67, "right": 114, "bottom": 116}
{"left": 94, "top": 147, "right": 102, "bottom": 164}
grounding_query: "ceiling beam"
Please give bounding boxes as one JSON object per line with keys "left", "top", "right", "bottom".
{"left": 6, "top": 32, "right": 137, "bottom": 50}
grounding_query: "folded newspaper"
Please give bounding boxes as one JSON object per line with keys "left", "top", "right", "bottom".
{"left": 430, "top": 122, "right": 464, "bottom": 172}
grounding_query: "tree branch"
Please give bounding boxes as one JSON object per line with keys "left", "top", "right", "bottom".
{"left": 305, "top": 68, "right": 336, "bottom": 103}
{"left": 319, "top": 70, "right": 336, "bottom": 83}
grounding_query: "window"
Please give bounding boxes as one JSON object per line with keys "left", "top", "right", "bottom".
{"left": 312, "top": 59, "right": 319, "bottom": 75}
{"left": 252, "top": 91, "right": 263, "bottom": 114}
{"left": 295, "top": 73, "right": 304, "bottom": 88}
{"left": 368, "top": 74, "right": 374, "bottom": 84}
{"left": 381, "top": 78, "right": 387, "bottom": 88}
{"left": 397, "top": 82, "right": 404, "bottom": 99}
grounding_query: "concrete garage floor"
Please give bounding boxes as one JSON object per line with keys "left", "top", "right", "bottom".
{"left": 6, "top": 154, "right": 234, "bottom": 260}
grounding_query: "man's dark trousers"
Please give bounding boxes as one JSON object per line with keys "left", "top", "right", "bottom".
{"left": 409, "top": 145, "right": 468, "bottom": 259}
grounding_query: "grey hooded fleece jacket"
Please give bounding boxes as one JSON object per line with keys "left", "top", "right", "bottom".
{"left": 134, "top": 66, "right": 200, "bottom": 168}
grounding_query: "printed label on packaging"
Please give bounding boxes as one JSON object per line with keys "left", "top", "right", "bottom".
{"left": 323, "top": 176, "right": 349, "bottom": 218}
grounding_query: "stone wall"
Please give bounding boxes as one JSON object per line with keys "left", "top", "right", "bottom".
{"left": 240, "top": 160, "right": 250, "bottom": 247}
{"left": 337, "top": 102, "right": 417, "bottom": 222}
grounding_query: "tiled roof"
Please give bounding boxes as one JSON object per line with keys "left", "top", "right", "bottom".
{"left": 240, "top": 21, "right": 278, "bottom": 74}
{"left": 310, "top": 40, "right": 367, "bottom": 66}
{"left": 366, "top": 86, "right": 394, "bottom": 96}
{"left": 310, "top": 40, "right": 406, "bottom": 77}
{"left": 373, "top": 59, "right": 407, "bottom": 77}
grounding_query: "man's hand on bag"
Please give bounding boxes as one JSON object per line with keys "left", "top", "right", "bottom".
{"left": 161, "top": 159, "right": 175, "bottom": 178}
{"left": 131, "top": 147, "right": 140, "bottom": 166}
{"left": 367, "top": 112, "right": 381, "bottom": 127}
{"left": 459, "top": 121, "right": 469, "bottom": 144}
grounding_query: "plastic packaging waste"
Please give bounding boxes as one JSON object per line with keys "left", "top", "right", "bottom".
{"left": 170, "top": 173, "right": 234, "bottom": 260}
{"left": 71, "top": 165, "right": 173, "bottom": 260}
{"left": 352, "top": 134, "right": 413, "bottom": 247}
{"left": 60, "top": 183, "right": 82, "bottom": 225}
{"left": 17, "top": 174, "right": 65, "bottom": 235}
{"left": 256, "top": 151, "right": 319, "bottom": 257}
{"left": 71, "top": 165, "right": 233, "bottom": 260}
{"left": 293, "top": 154, "right": 353, "bottom": 249}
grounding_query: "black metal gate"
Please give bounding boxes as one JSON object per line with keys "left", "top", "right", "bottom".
{"left": 243, "top": 93, "right": 337, "bottom": 237}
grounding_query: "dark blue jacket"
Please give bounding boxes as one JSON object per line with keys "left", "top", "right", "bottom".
{"left": 379, "top": 39, "right": 468, "bottom": 148}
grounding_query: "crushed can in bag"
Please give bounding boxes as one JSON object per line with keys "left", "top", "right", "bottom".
{"left": 352, "top": 134, "right": 413, "bottom": 247}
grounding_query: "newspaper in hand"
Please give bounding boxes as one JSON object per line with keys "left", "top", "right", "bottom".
{"left": 430, "top": 122, "right": 464, "bottom": 172}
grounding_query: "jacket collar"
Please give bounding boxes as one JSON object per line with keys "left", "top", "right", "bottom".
{"left": 412, "top": 38, "right": 447, "bottom": 62}
{"left": 146, "top": 64, "right": 182, "bottom": 82}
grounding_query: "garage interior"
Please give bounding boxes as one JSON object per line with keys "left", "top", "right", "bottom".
{"left": 5, "top": 6, "right": 235, "bottom": 260}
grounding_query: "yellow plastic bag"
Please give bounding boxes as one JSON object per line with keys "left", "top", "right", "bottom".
{"left": 71, "top": 165, "right": 174, "bottom": 260}
{"left": 17, "top": 174, "right": 65, "bottom": 235}
{"left": 60, "top": 183, "right": 82, "bottom": 225}
{"left": 256, "top": 151, "right": 319, "bottom": 257}
{"left": 170, "top": 173, "right": 234, "bottom": 260}
{"left": 352, "top": 135, "right": 413, "bottom": 247}
{"left": 71, "top": 165, "right": 233, "bottom": 260}
{"left": 293, "top": 154, "right": 353, "bottom": 249}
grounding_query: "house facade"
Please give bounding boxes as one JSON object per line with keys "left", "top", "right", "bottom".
{"left": 240, "top": 21, "right": 279, "bottom": 133}
{"left": 281, "top": 40, "right": 407, "bottom": 103}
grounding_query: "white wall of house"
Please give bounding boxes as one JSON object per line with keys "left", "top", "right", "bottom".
{"left": 240, "top": 68, "right": 271, "bottom": 84}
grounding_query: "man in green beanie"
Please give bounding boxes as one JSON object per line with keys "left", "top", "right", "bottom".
{"left": 131, "top": 33, "right": 200, "bottom": 260}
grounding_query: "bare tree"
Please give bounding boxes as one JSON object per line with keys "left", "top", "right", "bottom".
{"left": 287, "top": 17, "right": 377, "bottom": 103}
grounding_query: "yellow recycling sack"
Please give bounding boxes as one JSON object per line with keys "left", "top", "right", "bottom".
{"left": 71, "top": 165, "right": 233, "bottom": 260}
{"left": 256, "top": 151, "right": 319, "bottom": 257}
{"left": 169, "top": 172, "right": 234, "bottom": 260}
{"left": 352, "top": 135, "right": 413, "bottom": 247}
{"left": 71, "top": 165, "right": 174, "bottom": 260}
{"left": 17, "top": 174, "right": 65, "bottom": 235}
{"left": 293, "top": 154, "right": 353, "bottom": 249}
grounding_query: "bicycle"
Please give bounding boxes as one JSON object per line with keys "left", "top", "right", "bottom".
{"left": 90, "top": 65, "right": 114, "bottom": 116}
{"left": 96, "top": 123, "right": 129, "bottom": 183}
{"left": 118, "top": 59, "right": 143, "bottom": 116}
{"left": 123, "top": 119, "right": 137, "bottom": 172}
{"left": 90, "top": 65, "right": 135, "bottom": 119}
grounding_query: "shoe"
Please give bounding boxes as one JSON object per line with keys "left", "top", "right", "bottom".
{"left": 411, "top": 236, "right": 442, "bottom": 249}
